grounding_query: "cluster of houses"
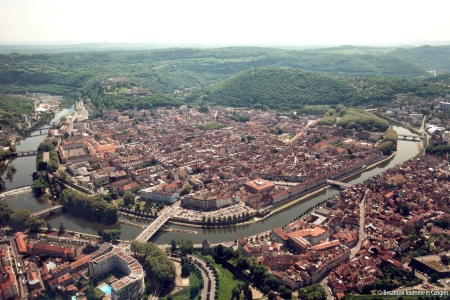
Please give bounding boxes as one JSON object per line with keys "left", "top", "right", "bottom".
{"left": 234, "top": 155, "right": 450, "bottom": 298}
{"left": 62, "top": 107, "right": 385, "bottom": 215}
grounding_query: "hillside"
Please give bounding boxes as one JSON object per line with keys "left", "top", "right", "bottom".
{"left": 202, "top": 68, "right": 449, "bottom": 109}
{"left": 387, "top": 45, "right": 450, "bottom": 73}
{"left": 203, "top": 68, "right": 357, "bottom": 109}
{"left": 0, "top": 93, "right": 34, "bottom": 130}
{"left": 0, "top": 46, "right": 433, "bottom": 97}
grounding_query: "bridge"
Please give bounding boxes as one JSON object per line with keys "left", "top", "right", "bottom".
{"left": 397, "top": 134, "right": 422, "bottom": 141}
{"left": 135, "top": 206, "right": 177, "bottom": 243}
{"left": 327, "top": 179, "right": 352, "bottom": 189}
{"left": 13, "top": 150, "right": 39, "bottom": 157}
{"left": 32, "top": 205, "right": 64, "bottom": 218}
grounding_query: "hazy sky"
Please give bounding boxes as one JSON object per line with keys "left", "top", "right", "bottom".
{"left": 1, "top": 0, "right": 449, "bottom": 46}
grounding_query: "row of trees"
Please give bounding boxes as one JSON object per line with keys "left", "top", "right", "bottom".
{"left": 201, "top": 211, "right": 251, "bottom": 224}
{"left": 59, "top": 189, "right": 118, "bottom": 225}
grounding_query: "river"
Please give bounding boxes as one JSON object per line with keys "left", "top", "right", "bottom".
{"left": 0, "top": 123, "right": 420, "bottom": 243}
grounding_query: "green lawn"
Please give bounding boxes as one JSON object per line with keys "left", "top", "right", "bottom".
{"left": 198, "top": 254, "right": 243, "bottom": 300}
{"left": 160, "top": 269, "right": 202, "bottom": 300}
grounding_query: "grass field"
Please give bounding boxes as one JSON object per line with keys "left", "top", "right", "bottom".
{"left": 198, "top": 254, "right": 243, "bottom": 300}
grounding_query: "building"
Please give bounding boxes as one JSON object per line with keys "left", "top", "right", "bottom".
{"left": 0, "top": 248, "right": 11, "bottom": 268}
{"left": 244, "top": 178, "right": 275, "bottom": 194}
{"left": 0, "top": 266, "right": 19, "bottom": 300}
{"left": 287, "top": 227, "right": 329, "bottom": 253}
{"left": 89, "top": 247, "right": 144, "bottom": 300}
{"left": 139, "top": 183, "right": 180, "bottom": 204}
{"left": 27, "top": 242, "right": 77, "bottom": 261}
{"left": 409, "top": 254, "right": 450, "bottom": 278}
{"left": 181, "top": 192, "right": 240, "bottom": 210}
{"left": 440, "top": 102, "right": 450, "bottom": 111}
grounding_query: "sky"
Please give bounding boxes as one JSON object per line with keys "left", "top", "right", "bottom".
{"left": 0, "top": 0, "right": 449, "bottom": 46}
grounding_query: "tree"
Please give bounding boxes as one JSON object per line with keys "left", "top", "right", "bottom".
{"left": 171, "top": 239, "right": 177, "bottom": 252}
{"left": 180, "top": 184, "right": 193, "bottom": 196}
{"left": 179, "top": 239, "right": 194, "bottom": 255}
{"left": 123, "top": 191, "right": 135, "bottom": 206}
{"left": 26, "top": 216, "right": 45, "bottom": 232}
{"left": 58, "top": 222, "right": 65, "bottom": 235}
{"left": 181, "top": 264, "right": 191, "bottom": 277}
{"left": 58, "top": 170, "right": 70, "bottom": 183}
{"left": 430, "top": 273, "right": 439, "bottom": 283}
{"left": 101, "top": 230, "right": 112, "bottom": 242}
{"left": 190, "top": 285, "right": 200, "bottom": 299}
{"left": 10, "top": 210, "right": 33, "bottom": 231}
{"left": 400, "top": 203, "right": 410, "bottom": 216}
{"left": 252, "top": 265, "right": 267, "bottom": 282}
{"left": 85, "top": 286, "right": 98, "bottom": 300}
{"left": 32, "top": 178, "right": 47, "bottom": 197}
{"left": 243, "top": 285, "right": 253, "bottom": 300}
{"left": 111, "top": 229, "right": 121, "bottom": 243}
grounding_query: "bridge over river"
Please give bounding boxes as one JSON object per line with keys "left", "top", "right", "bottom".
{"left": 397, "top": 134, "right": 422, "bottom": 141}
{"left": 135, "top": 206, "right": 178, "bottom": 243}
{"left": 32, "top": 205, "right": 64, "bottom": 218}
{"left": 326, "top": 179, "right": 352, "bottom": 189}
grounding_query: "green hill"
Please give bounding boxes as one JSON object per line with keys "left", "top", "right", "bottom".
{"left": 204, "top": 68, "right": 357, "bottom": 109}
{"left": 0, "top": 46, "right": 430, "bottom": 97}
{"left": 387, "top": 45, "right": 450, "bottom": 73}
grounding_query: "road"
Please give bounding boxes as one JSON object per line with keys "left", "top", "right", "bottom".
{"left": 188, "top": 255, "right": 217, "bottom": 300}
{"left": 319, "top": 277, "right": 335, "bottom": 300}
{"left": 350, "top": 188, "right": 368, "bottom": 260}
{"left": 287, "top": 120, "right": 317, "bottom": 144}
{"left": 10, "top": 239, "right": 28, "bottom": 299}
{"left": 135, "top": 206, "right": 177, "bottom": 243}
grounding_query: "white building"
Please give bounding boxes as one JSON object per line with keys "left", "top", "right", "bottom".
{"left": 89, "top": 247, "right": 144, "bottom": 300}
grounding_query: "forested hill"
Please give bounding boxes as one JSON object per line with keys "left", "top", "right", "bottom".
{"left": 0, "top": 93, "right": 34, "bottom": 130}
{"left": 387, "top": 45, "right": 450, "bottom": 73}
{"left": 203, "top": 68, "right": 357, "bottom": 109}
{"left": 0, "top": 45, "right": 442, "bottom": 96}
{"left": 202, "top": 68, "right": 449, "bottom": 109}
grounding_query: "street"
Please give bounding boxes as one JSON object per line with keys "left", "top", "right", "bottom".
{"left": 9, "top": 239, "right": 28, "bottom": 299}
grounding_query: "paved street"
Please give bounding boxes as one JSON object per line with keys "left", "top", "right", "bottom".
{"left": 188, "top": 255, "right": 217, "bottom": 300}
{"left": 350, "top": 188, "right": 368, "bottom": 260}
{"left": 10, "top": 239, "right": 28, "bottom": 299}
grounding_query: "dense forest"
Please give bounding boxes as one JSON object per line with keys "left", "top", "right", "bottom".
{"left": 201, "top": 67, "right": 448, "bottom": 109}
{"left": 203, "top": 68, "right": 356, "bottom": 109}
{"left": 0, "top": 93, "right": 34, "bottom": 130}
